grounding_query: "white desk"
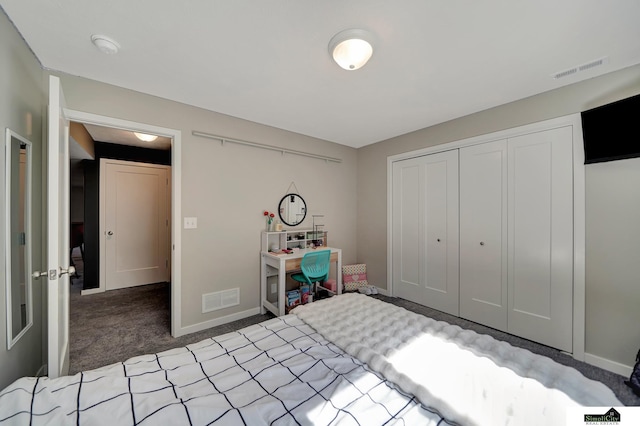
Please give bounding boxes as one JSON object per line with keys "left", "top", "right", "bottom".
{"left": 260, "top": 247, "right": 342, "bottom": 316}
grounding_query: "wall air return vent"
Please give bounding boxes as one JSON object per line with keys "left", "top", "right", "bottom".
{"left": 202, "top": 288, "right": 240, "bottom": 313}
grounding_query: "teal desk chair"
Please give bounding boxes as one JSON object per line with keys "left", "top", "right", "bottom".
{"left": 291, "top": 250, "right": 331, "bottom": 290}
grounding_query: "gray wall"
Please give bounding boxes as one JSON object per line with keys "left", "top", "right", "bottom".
{"left": 53, "top": 72, "right": 358, "bottom": 330}
{"left": 357, "top": 63, "right": 640, "bottom": 369}
{"left": 0, "top": 11, "right": 45, "bottom": 388}
{"left": 585, "top": 157, "right": 640, "bottom": 369}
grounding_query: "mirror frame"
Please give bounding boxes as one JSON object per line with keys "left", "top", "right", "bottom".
{"left": 5, "top": 129, "right": 33, "bottom": 350}
{"left": 278, "top": 193, "right": 307, "bottom": 226}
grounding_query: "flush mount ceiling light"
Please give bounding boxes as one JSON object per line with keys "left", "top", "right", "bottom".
{"left": 91, "top": 34, "right": 120, "bottom": 55}
{"left": 328, "top": 29, "right": 374, "bottom": 70}
{"left": 134, "top": 132, "right": 158, "bottom": 142}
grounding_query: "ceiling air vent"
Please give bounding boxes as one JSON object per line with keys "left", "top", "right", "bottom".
{"left": 578, "top": 57, "right": 607, "bottom": 72}
{"left": 553, "top": 56, "right": 608, "bottom": 79}
{"left": 553, "top": 67, "right": 577, "bottom": 80}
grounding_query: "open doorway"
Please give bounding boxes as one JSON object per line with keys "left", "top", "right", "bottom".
{"left": 69, "top": 124, "right": 172, "bottom": 293}
{"left": 66, "top": 121, "right": 177, "bottom": 371}
{"left": 64, "top": 110, "right": 182, "bottom": 341}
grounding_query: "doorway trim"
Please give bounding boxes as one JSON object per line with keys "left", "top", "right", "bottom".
{"left": 63, "top": 108, "right": 182, "bottom": 337}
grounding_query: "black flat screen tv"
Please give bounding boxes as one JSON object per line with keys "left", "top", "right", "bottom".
{"left": 581, "top": 93, "right": 640, "bottom": 164}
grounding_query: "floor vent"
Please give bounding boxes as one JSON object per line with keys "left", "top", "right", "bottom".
{"left": 202, "top": 288, "right": 240, "bottom": 313}
{"left": 553, "top": 56, "right": 608, "bottom": 79}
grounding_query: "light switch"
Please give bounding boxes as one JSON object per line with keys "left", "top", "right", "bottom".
{"left": 184, "top": 217, "right": 198, "bottom": 229}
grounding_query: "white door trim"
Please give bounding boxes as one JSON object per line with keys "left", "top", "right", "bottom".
{"left": 386, "top": 113, "right": 586, "bottom": 361}
{"left": 63, "top": 109, "right": 182, "bottom": 337}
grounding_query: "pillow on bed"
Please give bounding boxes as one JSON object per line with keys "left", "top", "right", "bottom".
{"left": 342, "top": 263, "right": 368, "bottom": 291}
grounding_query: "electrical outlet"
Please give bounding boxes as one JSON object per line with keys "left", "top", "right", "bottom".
{"left": 271, "top": 283, "right": 277, "bottom": 293}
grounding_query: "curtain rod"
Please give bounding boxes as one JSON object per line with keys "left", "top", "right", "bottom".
{"left": 192, "top": 130, "right": 342, "bottom": 163}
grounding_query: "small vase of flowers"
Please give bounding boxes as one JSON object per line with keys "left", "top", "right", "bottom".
{"left": 263, "top": 210, "right": 275, "bottom": 231}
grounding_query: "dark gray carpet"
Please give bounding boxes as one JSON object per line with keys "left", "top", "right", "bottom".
{"left": 69, "top": 281, "right": 275, "bottom": 374}
{"left": 68, "top": 268, "right": 638, "bottom": 406}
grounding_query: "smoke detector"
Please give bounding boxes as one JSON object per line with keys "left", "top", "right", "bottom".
{"left": 91, "top": 35, "right": 120, "bottom": 55}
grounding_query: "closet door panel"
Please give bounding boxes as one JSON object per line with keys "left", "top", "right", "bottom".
{"left": 422, "top": 151, "right": 459, "bottom": 315}
{"left": 424, "top": 161, "right": 449, "bottom": 293}
{"left": 392, "top": 151, "right": 459, "bottom": 316}
{"left": 393, "top": 159, "right": 422, "bottom": 302}
{"left": 507, "top": 126, "right": 573, "bottom": 352}
{"left": 459, "top": 140, "right": 508, "bottom": 331}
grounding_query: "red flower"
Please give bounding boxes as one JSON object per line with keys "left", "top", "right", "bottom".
{"left": 263, "top": 210, "right": 275, "bottom": 228}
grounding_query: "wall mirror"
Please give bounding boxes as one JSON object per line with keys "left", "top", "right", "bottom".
{"left": 5, "top": 129, "right": 33, "bottom": 349}
{"left": 278, "top": 193, "right": 306, "bottom": 226}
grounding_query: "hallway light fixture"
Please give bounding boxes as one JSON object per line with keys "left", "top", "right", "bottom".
{"left": 328, "top": 29, "right": 374, "bottom": 71}
{"left": 134, "top": 132, "right": 158, "bottom": 142}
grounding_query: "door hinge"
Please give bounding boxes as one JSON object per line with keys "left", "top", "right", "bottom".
{"left": 165, "top": 259, "right": 168, "bottom": 268}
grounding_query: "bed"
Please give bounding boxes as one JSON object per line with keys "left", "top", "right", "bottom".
{"left": 0, "top": 294, "right": 620, "bottom": 425}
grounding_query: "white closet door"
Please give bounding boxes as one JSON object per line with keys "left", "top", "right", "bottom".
{"left": 507, "top": 126, "right": 573, "bottom": 352}
{"left": 459, "top": 140, "right": 508, "bottom": 331}
{"left": 392, "top": 150, "right": 459, "bottom": 315}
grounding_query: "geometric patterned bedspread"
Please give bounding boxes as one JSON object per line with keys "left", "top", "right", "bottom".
{"left": 0, "top": 315, "right": 452, "bottom": 425}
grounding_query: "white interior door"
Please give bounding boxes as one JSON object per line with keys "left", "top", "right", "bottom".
{"left": 507, "top": 127, "right": 573, "bottom": 352}
{"left": 392, "top": 150, "right": 459, "bottom": 315}
{"left": 102, "top": 159, "right": 170, "bottom": 290}
{"left": 459, "top": 140, "right": 508, "bottom": 331}
{"left": 47, "top": 75, "right": 72, "bottom": 378}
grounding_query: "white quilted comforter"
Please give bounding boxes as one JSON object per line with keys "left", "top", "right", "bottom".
{"left": 293, "top": 294, "right": 621, "bottom": 426}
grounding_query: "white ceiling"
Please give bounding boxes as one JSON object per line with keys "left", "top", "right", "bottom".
{"left": 2, "top": 0, "right": 639, "bottom": 148}
{"left": 82, "top": 124, "right": 172, "bottom": 150}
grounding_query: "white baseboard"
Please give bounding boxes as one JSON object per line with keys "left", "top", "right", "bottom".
{"left": 375, "top": 287, "right": 389, "bottom": 296}
{"left": 80, "top": 287, "right": 104, "bottom": 296}
{"left": 584, "top": 352, "right": 633, "bottom": 377}
{"left": 174, "top": 307, "right": 261, "bottom": 337}
{"left": 36, "top": 364, "right": 47, "bottom": 377}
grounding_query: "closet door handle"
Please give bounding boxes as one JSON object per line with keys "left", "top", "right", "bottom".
{"left": 59, "top": 266, "right": 76, "bottom": 277}
{"left": 32, "top": 270, "right": 49, "bottom": 279}
{"left": 479, "top": 241, "right": 485, "bottom": 246}
{"left": 437, "top": 238, "right": 441, "bottom": 242}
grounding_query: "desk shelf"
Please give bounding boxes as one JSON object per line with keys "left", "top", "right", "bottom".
{"left": 262, "top": 230, "right": 328, "bottom": 252}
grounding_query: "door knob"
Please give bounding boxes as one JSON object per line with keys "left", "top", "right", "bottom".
{"left": 480, "top": 241, "right": 485, "bottom": 246}
{"left": 107, "top": 231, "right": 114, "bottom": 236}
{"left": 59, "top": 266, "right": 76, "bottom": 277}
{"left": 32, "top": 270, "right": 48, "bottom": 279}
{"left": 437, "top": 238, "right": 441, "bottom": 242}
